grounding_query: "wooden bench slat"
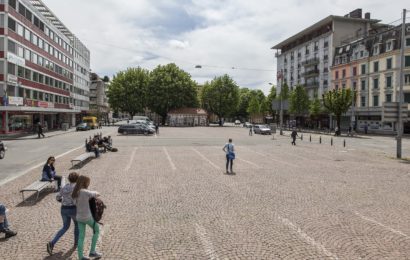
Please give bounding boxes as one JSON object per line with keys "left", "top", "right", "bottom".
{"left": 21, "top": 181, "right": 49, "bottom": 191}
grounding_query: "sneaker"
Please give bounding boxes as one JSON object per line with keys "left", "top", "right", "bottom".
{"left": 47, "top": 242, "right": 53, "bottom": 255}
{"left": 4, "top": 229, "right": 17, "bottom": 239}
{"left": 89, "top": 251, "right": 102, "bottom": 258}
{"left": 81, "top": 257, "right": 90, "bottom": 260}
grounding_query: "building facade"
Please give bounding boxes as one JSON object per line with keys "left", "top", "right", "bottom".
{"left": 272, "top": 9, "right": 385, "bottom": 127}
{"left": 0, "top": 0, "right": 90, "bottom": 134}
{"left": 89, "top": 72, "right": 110, "bottom": 124}
{"left": 332, "top": 24, "right": 410, "bottom": 133}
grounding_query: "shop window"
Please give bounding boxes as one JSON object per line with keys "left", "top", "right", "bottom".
{"left": 9, "top": 114, "right": 32, "bottom": 132}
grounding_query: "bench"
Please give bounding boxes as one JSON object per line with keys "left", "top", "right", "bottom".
{"left": 71, "top": 152, "right": 95, "bottom": 167}
{"left": 20, "top": 180, "right": 55, "bottom": 202}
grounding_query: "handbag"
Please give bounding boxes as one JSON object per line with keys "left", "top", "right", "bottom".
{"left": 228, "top": 151, "right": 235, "bottom": 160}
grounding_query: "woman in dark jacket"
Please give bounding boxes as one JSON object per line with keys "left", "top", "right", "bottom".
{"left": 41, "top": 156, "right": 62, "bottom": 191}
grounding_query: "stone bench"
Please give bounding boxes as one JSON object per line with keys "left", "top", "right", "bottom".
{"left": 20, "top": 180, "right": 55, "bottom": 202}
{"left": 71, "top": 152, "right": 95, "bottom": 167}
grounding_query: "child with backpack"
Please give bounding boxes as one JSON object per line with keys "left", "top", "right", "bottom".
{"left": 72, "top": 175, "right": 102, "bottom": 260}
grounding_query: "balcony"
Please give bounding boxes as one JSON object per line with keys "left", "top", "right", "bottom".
{"left": 304, "top": 82, "right": 319, "bottom": 89}
{"left": 302, "top": 69, "right": 320, "bottom": 78}
{"left": 302, "top": 58, "right": 320, "bottom": 66}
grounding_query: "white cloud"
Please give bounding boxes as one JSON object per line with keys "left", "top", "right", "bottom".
{"left": 43, "top": 0, "right": 409, "bottom": 94}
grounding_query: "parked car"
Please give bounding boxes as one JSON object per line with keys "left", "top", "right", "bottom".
{"left": 134, "top": 120, "right": 155, "bottom": 131}
{"left": 253, "top": 125, "right": 272, "bottom": 135}
{"left": 243, "top": 122, "right": 253, "bottom": 128}
{"left": 0, "top": 141, "right": 6, "bottom": 159}
{"left": 76, "top": 123, "right": 90, "bottom": 131}
{"left": 118, "top": 124, "right": 155, "bottom": 135}
{"left": 234, "top": 120, "right": 241, "bottom": 125}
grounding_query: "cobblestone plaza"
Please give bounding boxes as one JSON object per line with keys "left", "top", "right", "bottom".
{"left": 1, "top": 127, "right": 410, "bottom": 259}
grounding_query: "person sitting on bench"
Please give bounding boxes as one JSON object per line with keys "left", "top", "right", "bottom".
{"left": 41, "top": 156, "right": 62, "bottom": 192}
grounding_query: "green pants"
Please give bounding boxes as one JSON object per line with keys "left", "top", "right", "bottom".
{"left": 77, "top": 218, "right": 99, "bottom": 259}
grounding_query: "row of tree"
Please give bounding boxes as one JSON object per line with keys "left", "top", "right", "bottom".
{"left": 108, "top": 63, "right": 353, "bottom": 128}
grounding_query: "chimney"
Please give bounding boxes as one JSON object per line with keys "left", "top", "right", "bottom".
{"left": 365, "top": 12, "right": 371, "bottom": 19}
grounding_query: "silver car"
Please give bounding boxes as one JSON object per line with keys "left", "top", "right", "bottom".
{"left": 253, "top": 125, "right": 272, "bottom": 135}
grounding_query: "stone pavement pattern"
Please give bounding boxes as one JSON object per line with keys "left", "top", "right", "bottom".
{"left": 0, "top": 127, "right": 410, "bottom": 259}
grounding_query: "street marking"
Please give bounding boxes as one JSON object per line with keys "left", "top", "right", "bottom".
{"left": 192, "top": 148, "right": 221, "bottom": 170}
{"left": 355, "top": 212, "right": 410, "bottom": 239}
{"left": 278, "top": 215, "right": 338, "bottom": 259}
{"left": 195, "top": 223, "right": 220, "bottom": 260}
{"left": 246, "top": 148, "right": 299, "bottom": 168}
{"left": 125, "top": 147, "right": 137, "bottom": 172}
{"left": 163, "top": 147, "right": 176, "bottom": 170}
{"left": 0, "top": 144, "right": 84, "bottom": 187}
{"left": 237, "top": 158, "right": 261, "bottom": 169}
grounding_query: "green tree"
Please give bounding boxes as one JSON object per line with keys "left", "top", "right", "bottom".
{"left": 247, "top": 95, "right": 260, "bottom": 122}
{"left": 250, "top": 89, "right": 267, "bottom": 115}
{"left": 322, "top": 88, "right": 354, "bottom": 131}
{"left": 289, "top": 85, "right": 310, "bottom": 116}
{"left": 235, "top": 88, "right": 252, "bottom": 120}
{"left": 309, "top": 97, "right": 322, "bottom": 118}
{"left": 266, "top": 85, "right": 277, "bottom": 115}
{"left": 147, "top": 63, "right": 198, "bottom": 124}
{"left": 107, "top": 67, "right": 150, "bottom": 118}
{"left": 200, "top": 74, "right": 240, "bottom": 125}
{"left": 279, "top": 83, "right": 290, "bottom": 100}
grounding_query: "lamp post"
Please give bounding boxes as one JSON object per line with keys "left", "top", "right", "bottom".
{"left": 270, "top": 72, "right": 284, "bottom": 135}
{"left": 397, "top": 9, "right": 406, "bottom": 159}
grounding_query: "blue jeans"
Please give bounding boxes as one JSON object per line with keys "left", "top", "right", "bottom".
{"left": 51, "top": 206, "right": 78, "bottom": 246}
{"left": 226, "top": 154, "right": 233, "bottom": 172}
{"left": 0, "top": 204, "right": 8, "bottom": 229}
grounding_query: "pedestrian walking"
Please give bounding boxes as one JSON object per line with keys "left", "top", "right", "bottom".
{"left": 47, "top": 172, "right": 79, "bottom": 256}
{"left": 364, "top": 124, "right": 368, "bottom": 134}
{"left": 37, "top": 122, "right": 45, "bottom": 138}
{"left": 223, "top": 138, "right": 235, "bottom": 174}
{"left": 0, "top": 203, "right": 17, "bottom": 239}
{"left": 41, "top": 156, "right": 62, "bottom": 191}
{"left": 72, "top": 175, "right": 102, "bottom": 260}
{"left": 249, "top": 126, "right": 253, "bottom": 136}
{"left": 291, "top": 129, "right": 298, "bottom": 145}
{"left": 155, "top": 124, "right": 159, "bottom": 135}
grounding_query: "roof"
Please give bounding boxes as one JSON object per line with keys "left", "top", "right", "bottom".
{"left": 28, "top": 0, "right": 74, "bottom": 40}
{"left": 168, "top": 108, "right": 208, "bottom": 115}
{"left": 271, "top": 15, "right": 380, "bottom": 50}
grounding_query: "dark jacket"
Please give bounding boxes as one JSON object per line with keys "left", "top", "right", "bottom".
{"left": 291, "top": 131, "right": 298, "bottom": 138}
{"left": 41, "top": 164, "right": 55, "bottom": 180}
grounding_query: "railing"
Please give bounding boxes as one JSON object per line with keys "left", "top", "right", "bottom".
{"left": 302, "top": 58, "right": 319, "bottom": 66}
{"left": 302, "top": 69, "right": 320, "bottom": 77}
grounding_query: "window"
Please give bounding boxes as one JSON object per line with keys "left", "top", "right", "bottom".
{"left": 373, "top": 45, "right": 379, "bottom": 55}
{"left": 373, "top": 61, "right": 379, "bottom": 72}
{"left": 17, "top": 23, "right": 23, "bottom": 36}
{"left": 31, "top": 53, "right": 37, "bottom": 64}
{"left": 18, "top": 3, "right": 26, "bottom": 17}
{"left": 32, "top": 34, "right": 38, "bottom": 45}
{"left": 361, "top": 96, "right": 366, "bottom": 107}
{"left": 373, "top": 78, "right": 379, "bottom": 89}
{"left": 405, "top": 93, "right": 410, "bottom": 103}
{"left": 24, "top": 68, "right": 31, "bottom": 80}
{"left": 353, "top": 67, "right": 357, "bottom": 76}
{"left": 25, "top": 9, "right": 32, "bottom": 22}
{"left": 24, "top": 49, "right": 30, "bottom": 60}
{"left": 405, "top": 74, "right": 410, "bottom": 85}
{"left": 386, "top": 58, "right": 392, "bottom": 70}
{"left": 34, "top": 16, "right": 40, "bottom": 27}
{"left": 17, "top": 66, "right": 23, "bottom": 77}
{"left": 38, "top": 74, "right": 43, "bottom": 84}
{"left": 361, "top": 64, "right": 366, "bottom": 74}
{"left": 335, "top": 71, "right": 339, "bottom": 79}
{"left": 8, "top": 17, "right": 16, "bottom": 31}
{"left": 8, "top": 40, "right": 16, "bottom": 53}
{"left": 7, "top": 62, "right": 16, "bottom": 75}
{"left": 342, "top": 69, "right": 346, "bottom": 78}
{"left": 33, "top": 90, "right": 38, "bottom": 100}
{"left": 9, "top": 0, "right": 16, "bottom": 9}
{"left": 386, "top": 94, "right": 392, "bottom": 102}
{"left": 386, "top": 76, "right": 392, "bottom": 88}
{"left": 33, "top": 72, "right": 38, "bottom": 82}
{"left": 24, "top": 28, "right": 30, "bottom": 41}
{"left": 405, "top": 56, "right": 410, "bottom": 67}
{"left": 406, "top": 38, "right": 410, "bottom": 47}
{"left": 38, "top": 92, "right": 43, "bottom": 101}
{"left": 25, "top": 88, "right": 31, "bottom": 99}
{"left": 17, "top": 46, "right": 23, "bottom": 58}
{"left": 38, "top": 38, "right": 43, "bottom": 49}
{"left": 18, "top": 87, "right": 24, "bottom": 98}
{"left": 373, "top": 95, "right": 379, "bottom": 106}
{"left": 386, "top": 41, "right": 393, "bottom": 52}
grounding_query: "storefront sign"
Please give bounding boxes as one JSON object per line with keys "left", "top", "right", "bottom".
{"left": 48, "top": 102, "right": 54, "bottom": 108}
{"left": 8, "top": 96, "right": 24, "bottom": 106}
{"left": 38, "top": 101, "right": 49, "bottom": 108}
{"left": 7, "top": 74, "right": 18, "bottom": 84}
{"left": 69, "top": 103, "right": 74, "bottom": 109}
{"left": 7, "top": 53, "right": 25, "bottom": 67}
{"left": 24, "top": 99, "right": 36, "bottom": 107}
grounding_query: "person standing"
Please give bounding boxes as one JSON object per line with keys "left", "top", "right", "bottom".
{"left": 249, "top": 126, "right": 253, "bottom": 136}
{"left": 72, "top": 175, "right": 102, "bottom": 260}
{"left": 37, "top": 122, "right": 45, "bottom": 138}
{"left": 41, "top": 156, "right": 62, "bottom": 191}
{"left": 223, "top": 138, "right": 235, "bottom": 174}
{"left": 291, "top": 129, "right": 298, "bottom": 146}
{"left": 364, "top": 124, "right": 368, "bottom": 134}
{"left": 155, "top": 124, "right": 159, "bottom": 135}
{"left": 47, "top": 172, "right": 79, "bottom": 255}
{"left": 0, "top": 203, "right": 17, "bottom": 239}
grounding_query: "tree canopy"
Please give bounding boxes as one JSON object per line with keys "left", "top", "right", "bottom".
{"left": 107, "top": 67, "right": 150, "bottom": 117}
{"left": 289, "top": 85, "right": 310, "bottom": 116}
{"left": 266, "top": 85, "right": 277, "bottom": 115}
{"left": 322, "top": 88, "right": 354, "bottom": 129}
{"left": 147, "top": 63, "right": 198, "bottom": 124}
{"left": 200, "top": 74, "right": 240, "bottom": 124}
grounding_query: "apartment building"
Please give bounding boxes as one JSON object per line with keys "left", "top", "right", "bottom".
{"left": 0, "top": 0, "right": 90, "bottom": 134}
{"left": 271, "top": 9, "right": 385, "bottom": 127}
{"left": 332, "top": 24, "right": 410, "bottom": 133}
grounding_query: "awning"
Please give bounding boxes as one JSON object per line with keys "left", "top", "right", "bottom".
{"left": 0, "top": 106, "right": 80, "bottom": 113}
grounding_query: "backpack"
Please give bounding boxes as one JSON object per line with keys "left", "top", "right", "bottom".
{"left": 89, "top": 197, "right": 106, "bottom": 224}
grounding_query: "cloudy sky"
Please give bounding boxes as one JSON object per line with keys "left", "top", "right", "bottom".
{"left": 42, "top": 0, "right": 408, "bottom": 94}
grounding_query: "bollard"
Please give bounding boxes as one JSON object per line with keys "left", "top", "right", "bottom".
{"left": 301, "top": 134, "right": 303, "bottom": 140}
{"left": 331, "top": 137, "right": 333, "bottom": 146}
{"left": 344, "top": 139, "right": 346, "bottom": 147}
{"left": 310, "top": 135, "right": 312, "bottom": 142}
{"left": 319, "top": 136, "right": 322, "bottom": 144}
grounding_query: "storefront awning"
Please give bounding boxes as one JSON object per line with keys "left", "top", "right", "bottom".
{"left": 0, "top": 106, "right": 81, "bottom": 113}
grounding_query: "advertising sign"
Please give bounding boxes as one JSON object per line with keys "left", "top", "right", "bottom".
{"left": 7, "top": 53, "right": 25, "bottom": 66}
{"left": 8, "top": 96, "right": 24, "bottom": 106}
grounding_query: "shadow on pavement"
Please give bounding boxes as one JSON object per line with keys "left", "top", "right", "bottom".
{"left": 15, "top": 189, "right": 54, "bottom": 207}
{"left": 43, "top": 247, "right": 76, "bottom": 260}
